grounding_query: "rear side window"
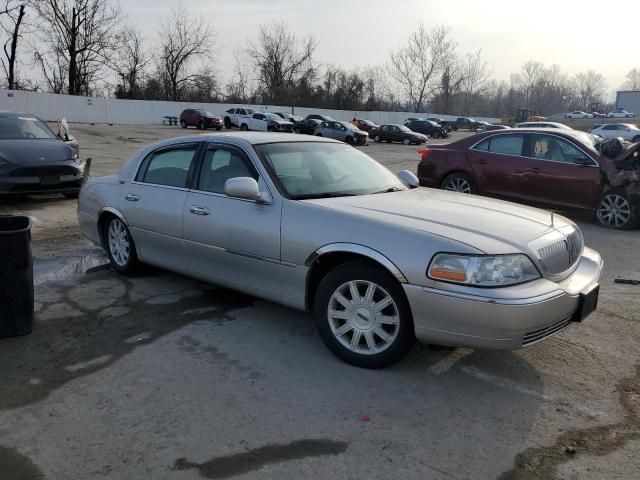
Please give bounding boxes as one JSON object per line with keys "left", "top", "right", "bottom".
{"left": 136, "top": 145, "right": 198, "bottom": 188}
{"left": 474, "top": 135, "right": 524, "bottom": 155}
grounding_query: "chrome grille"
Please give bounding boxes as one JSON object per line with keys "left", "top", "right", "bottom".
{"left": 522, "top": 317, "right": 572, "bottom": 346}
{"left": 535, "top": 228, "right": 584, "bottom": 276}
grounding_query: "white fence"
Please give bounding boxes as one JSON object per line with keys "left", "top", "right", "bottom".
{"left": 0, "top": 89, "right": 499, "bottom": 125}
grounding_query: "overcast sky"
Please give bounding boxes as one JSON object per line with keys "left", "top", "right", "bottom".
{"left": 127, "top": 0, "right": 639, "bottom": 97}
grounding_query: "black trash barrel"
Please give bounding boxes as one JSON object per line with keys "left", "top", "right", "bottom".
{"left": 0, "top": 215, "right": 34, "bottom": 338}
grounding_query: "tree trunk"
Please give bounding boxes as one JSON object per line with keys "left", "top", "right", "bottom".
{"left": 7, "top": 4, "right": 25, "bottom": 90}
{"left": 67, "top": 8, "right": 78, "bottom": 95}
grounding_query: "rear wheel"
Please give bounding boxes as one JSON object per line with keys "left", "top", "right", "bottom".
{"left": 240, "top": 124, "right": 248, "bottom": 131}
{"left": 441, "top": 172, "right": 476, "bottom": 194}
{"left": 104, "top": 217, "right": 139, "bottom": 274}
{"left": 596, "top": 191, "right": 638, "bottom": 230}
{"left": 180, "top": 120, "right": 187, "bottom": 129}
{"left": 374, "top": 135, "right": 381, "bottom": 142}
{"left": 313, "top": 261, "right": 415, "bottom": 369}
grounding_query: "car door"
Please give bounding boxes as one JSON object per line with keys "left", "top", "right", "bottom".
{"left": 123, "top": 142, "right": 201, "bottom": 269}
{"left": 522, "top": 133, "right": 601, "bottom": 209}
{"left": 182, "top": 143, "right": 282, "bottom": 299}
{"left": 466, "top": 133, "right": 528, "bottom": 200}
{"left": 249, "top": 113, "right": 264, "bottom": 131}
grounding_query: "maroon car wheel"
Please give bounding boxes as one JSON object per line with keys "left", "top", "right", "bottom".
{"left": 441, "top": 173, "right": 476, "bottom": 194}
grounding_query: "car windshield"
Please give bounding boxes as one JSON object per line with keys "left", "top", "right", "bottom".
{"left": 199, "top": 111, "right": 216, "bottom": 117}
{"left": 342, "top": 122, "right": 360, "bottom": 131}
{"left": 255, "top": 142, "right": 406, "bottom": 199}
{"left": 397, "top": 125, "right": 412, "bottom": 133}
{"left": 266, "top": 113, "right": 282, "bottom": 121}
{"left": 0, "top": 114, "right": 58, "bottom": 140}
{"left": 362, "top": 120, "right": 375, "bottom": 125}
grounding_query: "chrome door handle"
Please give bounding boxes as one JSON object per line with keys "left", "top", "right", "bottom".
{"left": 125, "top": 193, "right": 139, "bottom": 201}
{"left": 189, "top": 206, "right": 210, "bottom": 216}
{"left": 476, "top": 159, "right": 488, "bottom": 165}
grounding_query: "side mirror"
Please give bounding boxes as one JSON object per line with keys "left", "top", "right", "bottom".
{"left": 574, "top": 156, "right": 592, "bottom": 166}
{"left": 224, "top": 177, "right": 269, "bottom": 203}
{"left": 397, "top": 170, "right": 419, "bottom": 188}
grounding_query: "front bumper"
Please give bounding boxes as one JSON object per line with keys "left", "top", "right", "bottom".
{"left": 404, "top": 247, "right": 603, "bottom": 349}
{"left": 0, "top": 163, "right": 85, "bottom": 195}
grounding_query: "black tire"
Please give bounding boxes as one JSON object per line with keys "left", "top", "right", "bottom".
{"left": 216, "top": 127, "right": 222, "bottom": 131}
{"left": 345, "top": 135, "right": 354, "bottom": 144}
{"left": 595, "top": 190, "right": 638, "bottom": 230}
{"left": 224, "top": 117, "right": 232, "bottom": 129}
{"left": 180, "top": 120, "right": 187, "bottom": 129}
{"left": 316, "top": 133, "right": 323, "bottom": 137}
{"left": 403, "top": 138, "right": 411, "bottom": 145}
{"left": 374, "top": 135, "right": 381, "bottom": 142}
{"left": 313, "top": 260, "right": 415, "bottom": 369}
{"left": 440, "top": 172, "right": 477, "bottom": 194}
{"left": 240, "top": 124, "right": 248, "bottom": 131}
{"left": 103, "top": 216, "right": 140, "bottom": 275}
{"left": 198, "top": 121, "right": 206, "bottom": 130}
{"left": 63, "top": 192, "right": 79, "bottom": 199}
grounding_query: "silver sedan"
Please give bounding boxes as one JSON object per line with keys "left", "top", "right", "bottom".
{"left": 78, "top": 132, "right": 603, "bottom": 368}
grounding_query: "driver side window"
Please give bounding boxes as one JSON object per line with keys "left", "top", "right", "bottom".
{"left": 198, "top": 147, "right": 258, "bottom": 194}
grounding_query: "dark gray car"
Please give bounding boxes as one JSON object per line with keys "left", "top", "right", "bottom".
{"left": 315, "top": 121, "right": 368, "bottom": 145}
{"left": 0, "top": 111, "right": 85, "bottom": 197}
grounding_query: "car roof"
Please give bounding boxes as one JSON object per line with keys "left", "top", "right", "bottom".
{"left": 475, "top": 127, "right": 593, "bottom": 142}
{"left": 157, "top": 132, "right": 343, "bottom": 148}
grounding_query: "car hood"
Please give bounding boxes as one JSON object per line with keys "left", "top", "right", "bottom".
{"left": 303, "top": 187, "right": 563, "bottom": 254}
{"left": 0, "top": 139, "right": 76, "bottom": 165}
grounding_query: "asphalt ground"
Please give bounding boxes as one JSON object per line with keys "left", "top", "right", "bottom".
{"left": 0, "top": 124, "right": 638, "bottom": 480}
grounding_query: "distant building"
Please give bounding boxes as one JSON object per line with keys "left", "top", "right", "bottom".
{"left": 615, "top": 90, "right": 640, "bottom": 114}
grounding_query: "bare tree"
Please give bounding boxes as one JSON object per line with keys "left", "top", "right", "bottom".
{"left": 113, "top": 25, "right": 149, "bottom": 98}
{"left": 388, "top": 24, "right": 456, "bottom": 112}
{"left": 573, "top": 70, "right": 607, "bottom": 108}
{"left": 33, "top": 0, "right": 122, "bottom": 95}
{"left": 158, "top": 3, "right": 216, "bottom": 101}
{"left": 246, "top": 21, "right": 318, "bottom": 104}
{"left": 460, "top": 49, "right": 491, "bottom": 114}
{"left": 0, "top": 1, "right": 26, "bottom": 89}
{"left": 623, "top": 68, "right": 640, "bottom": 90}
{"left": 225, "top": 49, "right": 254, "bottom": 103}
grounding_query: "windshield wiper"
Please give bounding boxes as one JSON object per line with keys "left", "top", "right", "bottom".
{"left": 292, "top": 192, "right": 358, "bottom": 200}
{"left": 371, "top": 187, "right": 404, "bottom": 194}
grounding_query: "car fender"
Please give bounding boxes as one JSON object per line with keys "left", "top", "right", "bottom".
{"left": 305, "top": 242, "right": 408, "bottom": 284}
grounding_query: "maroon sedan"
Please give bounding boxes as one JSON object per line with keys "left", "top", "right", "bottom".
{"left": 417, "top": 129, "right": 640, "bottom": 229}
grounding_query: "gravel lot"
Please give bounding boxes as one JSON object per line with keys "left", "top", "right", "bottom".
{"left": 0, "top": 124, "right": 638, "bottom": 480}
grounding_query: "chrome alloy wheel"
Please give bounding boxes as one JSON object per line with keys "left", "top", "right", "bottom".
{"left": 597, "top": 194, "right": 631, "bottom": 228}
{"left": 443, "top": 177, "right": 472, "bottom": 194}
{"left": 327, "top": 280, "right": 400, "bottom": 355}
{"left": 108, "top": 218, "right": 131, "bottom": 266}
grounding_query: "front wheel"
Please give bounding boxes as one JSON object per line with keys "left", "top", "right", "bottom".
{"left": 313, "top": 261, "right": 415, "bottom": 369}
{"left": 104, "top": 217, "right": 139, "bottom": 274}
{"left": 441, "top": 172, "right": 477, "bottom": 194}
{"left": 345, "top": 135, "right": 354, "bottom": 144}
{"left": 224, "top": 118, "right": 232, "bottom": 129}
{"left": 596, "top": 191, "right": 638, "bottom": 230}
{"left": 403, "top": 138, "right": 411, "bottom": 145}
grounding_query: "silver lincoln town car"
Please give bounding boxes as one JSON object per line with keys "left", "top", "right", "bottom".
{"left": 78, "top": 132, "right": 603, "bottom": 368}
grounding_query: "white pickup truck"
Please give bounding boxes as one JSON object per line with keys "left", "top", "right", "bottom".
{"left": 223, "top": 107, "right": 256, "bottom": 130}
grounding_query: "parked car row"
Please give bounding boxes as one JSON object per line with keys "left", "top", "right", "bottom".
{"left": 563, "top": 108, "right": 636, "bottom": 119}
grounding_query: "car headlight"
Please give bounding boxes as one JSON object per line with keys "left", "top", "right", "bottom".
{"left": 428, "top": 253, "right": 540, "bottom": 287}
